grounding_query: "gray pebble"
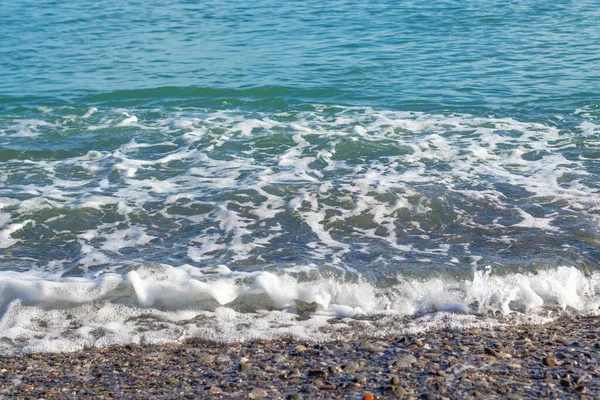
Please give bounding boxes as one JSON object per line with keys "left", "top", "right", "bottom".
{"left": 301, "top": 384, "right": 318, "bottom": 392}
{"left": 396, "top": 354, "right": 417, "bottom": 368}
{"left": 343, "top": 362, "right": 360, "bottom": 373}
{"left": 273, "top": 354, "right": 286, "bottom": 363}
{"left": 251, "top": 388, "right": 268, "bottom": 398}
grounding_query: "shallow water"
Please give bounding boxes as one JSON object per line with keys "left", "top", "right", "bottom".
{"left": 1, "top": 0, "right": 600, "bottom": 353}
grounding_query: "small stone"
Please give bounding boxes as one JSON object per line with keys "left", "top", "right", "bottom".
{"left": 199, "top": 353, "right": 215, "bottom": 364}
{"left": 361, "top": 342, "right": 376, "bottom": 351}
{"left": 363, "top": 394, "right": 375, "bottom": 400}
{"left": 308, "top": 369, "right": 328, "bottom": 378}
{"left": 216, "top": 355, "right": 231, "bottom": 364}
{"left": 295, "top": 345, "right": 308, "bottom": 353}
{"left": 302, "top": 384, "right": 318, "bottom": 392}
{"left": 344, "top": 362, "right": 360, "bottom": 373}
{"left": 543, "top": 357, "right": 558, "bottom": 367}
{"left": 436, "top": 370, "right": 447, "bottom": 377}
{"left": 319, "top": 384, "right": 337, "bottom": 391}
{"left": 286, "top": 394, "right": 302, "bottom": 400}
{"left": 239, "top": 363, "right": 251, "bottom": 372}
{"left": 327, "top": 365, "right": 341, "bottom": 375}
{"left": 208, "top": 386, "right": 222, "bottom": 394}
{"left": 251, "top": 388, "right": 268, "bottom": 398}
{"left": 413, "top": 338, "right": 423, "bottom": 347}
{"left": 484, "top": 347, "right": 498, "bottom": 357}
{"left": 205, "top": 370, "right": 221, "bottom": 379}
{"left": 288, "top": 368, "right": 301, "bottom": 378}
{"left": 273, "top": 354, "right": 286, "bottom": 363}
{"left": 390, "top": 376, "right": 400, "bottom": 385}
{"left": 395, "top": 354, "right": 418, "bottom": 368}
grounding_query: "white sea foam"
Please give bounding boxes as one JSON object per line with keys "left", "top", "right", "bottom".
{"left": 0, "top": 265, "right": 597, "bottom": 353}
{"left": 3, "top": 107, "right": 597, "bottom": 263}
{"left": 0, "top": 221, "right": 33, "bottom": 249}
{"left": 5, "top": 119, "right": 55, "bottom": 137}
{"left": 82, "top": 107, "right": 98, "bottom": 118}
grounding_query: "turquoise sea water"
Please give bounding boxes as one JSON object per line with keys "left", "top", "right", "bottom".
{"left": 1, "top": 0, "right": 600, "bottom": 352}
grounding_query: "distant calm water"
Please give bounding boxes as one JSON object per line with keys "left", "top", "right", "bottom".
{"left": 1, "top": 0, "right": 600, "bottom": 353}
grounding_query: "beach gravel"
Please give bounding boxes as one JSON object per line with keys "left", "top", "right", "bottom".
{"left": 1, "top": 315, "right": 600, "bottom": 398}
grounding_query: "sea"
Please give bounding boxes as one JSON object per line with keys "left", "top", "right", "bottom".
{"left": 1, "top": 0, "right": 600, "bottom": 353}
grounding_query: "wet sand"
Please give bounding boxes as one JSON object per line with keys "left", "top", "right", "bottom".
{"left": 1, "top": 315, "right": 598, "bottom": 399}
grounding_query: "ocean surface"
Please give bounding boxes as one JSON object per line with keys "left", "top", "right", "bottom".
{"left": 1, "top": 0, "right": 600, "bottom": 353}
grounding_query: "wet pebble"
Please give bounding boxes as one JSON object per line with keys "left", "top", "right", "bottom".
{"left": 395, "top": 354, "right": 417, "bottom": 368}
{"left": 250, "top": 387, "right": 268, "bottom": 398}
{"left": 343, "top": 362, "right": 360, "bottom": 373}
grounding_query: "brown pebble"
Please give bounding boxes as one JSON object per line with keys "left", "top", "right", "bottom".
{"left": 208, "top": 386, "right": 222, "bottom": 394}
{"left": 543, "top": 357, "right": 557, "bottom": 367}
{"left": 239, "top": 363, "right": 251, "bottom": 372}
{"left": 319, "top": 384, "right": 336, "bottom": 391}
{"left": 308, "top": 369, "right": 328, "bottom": 378}
{"left": 484, "top": 347, "right": 498, "bottom": 357}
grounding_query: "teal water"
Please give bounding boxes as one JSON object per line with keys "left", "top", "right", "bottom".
{"left": 2, "top": 1, "right": 599, "bottom": 111}
{"left": 1, "top": 0, "right": 600, "bottom": 352}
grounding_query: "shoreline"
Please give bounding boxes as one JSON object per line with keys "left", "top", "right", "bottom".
{"left": 1, "top": 315, "right": 598, "bottom": 399}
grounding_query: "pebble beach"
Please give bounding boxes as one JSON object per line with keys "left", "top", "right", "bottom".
{"left": 1, "top": 315, "right": 599, "bottom": 399}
